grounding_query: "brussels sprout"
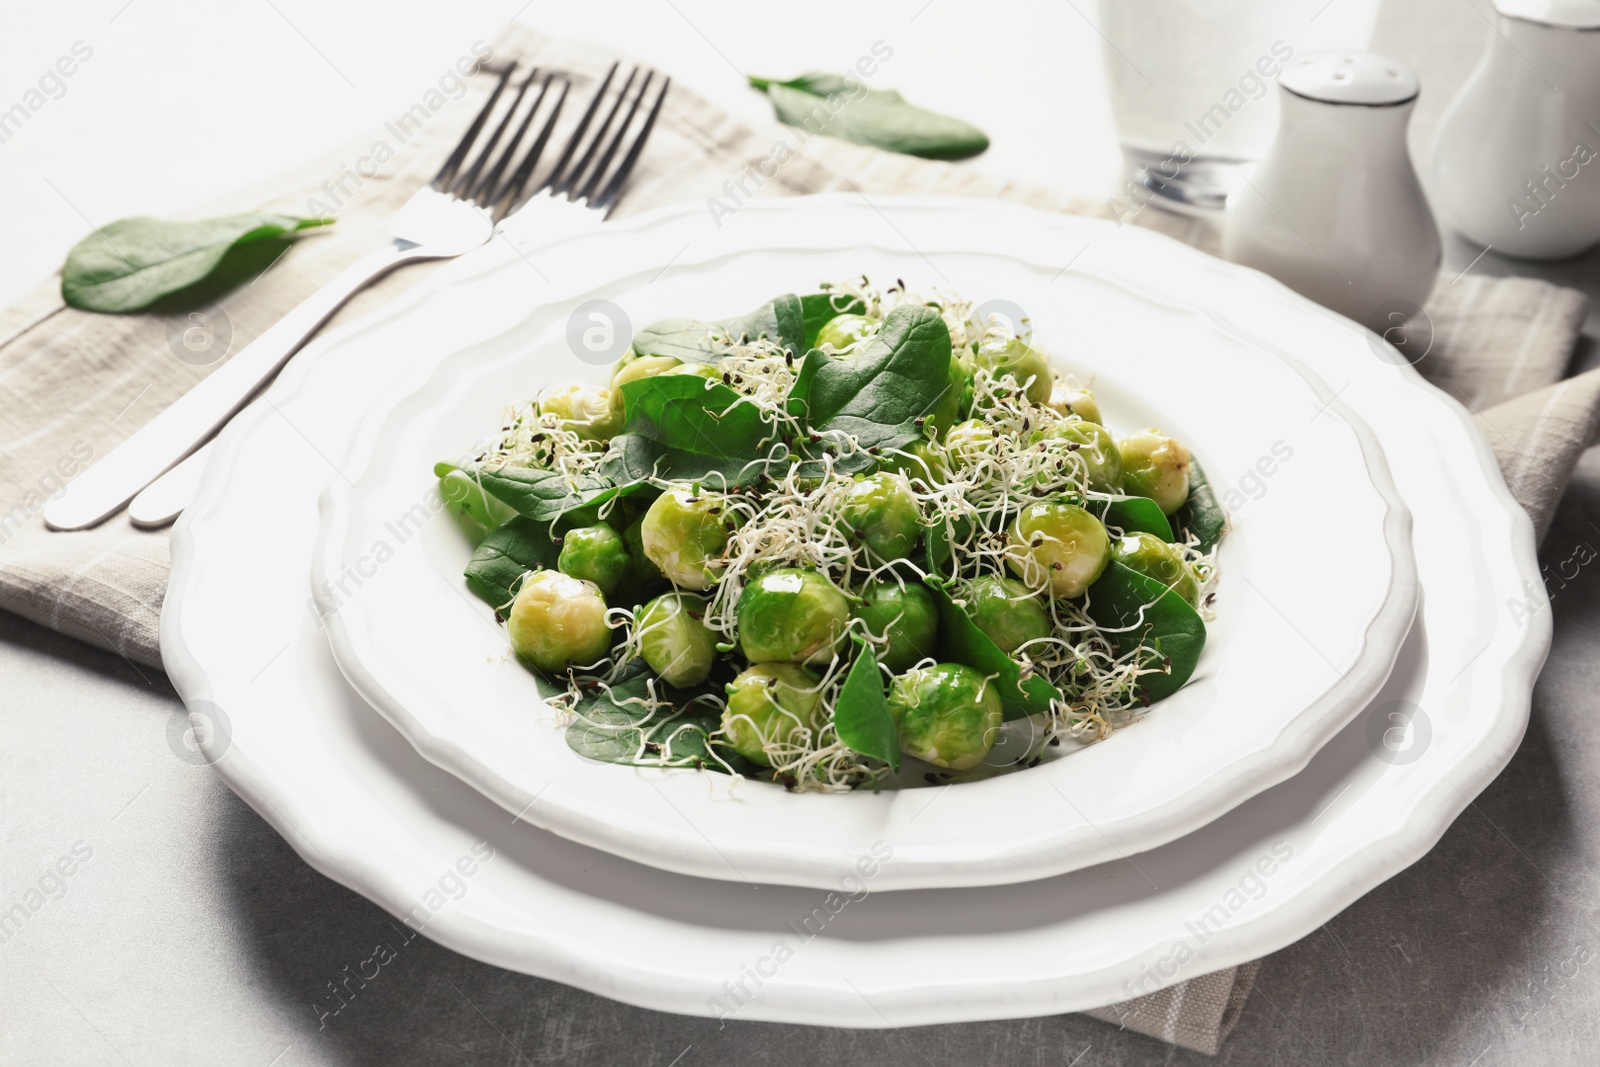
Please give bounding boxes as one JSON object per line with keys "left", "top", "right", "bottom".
{"left": 880, "top": 438, "right": 946, "bottom": 486}
{"left": 1047, "top": 382, "right": 1102, "bottom": 425}
{"left": 815, "top": 313, "right": 878, "bottom": 353}
{"left": 636, "top": 593, "right": 718, "bottom": 686}
{"left": 1112, "top": 532, "right": 1200, "bottom": 606}
{"left": 1005, "top": 500, "right": 1111, "bottom": 598}
{"left": 887, "top": 663, "right": 1004, "bottom": 770}
{"left": 557, "top": 523, "right": 631, "bottom": 598}
{"left": 840, "top": 472, "right": 922, "bottom": 562}
{"left": 608, "top": 354, "right": 683, "bottom": 424}
{"left": 737, "top": 568, "right": 851, "bottom": 664}
{"left": 540, "top": 382, "right": 623, "bottom": 441}
{"left": 640, "top": 489, "right": 735, "bottom": 591}
{"left": 1118, "top": 429, "right": 1191, "bottom": 515}
{"left": 622, "top": 512, "right": 663, "bottom": 587}
{"left": 505, "top": 569, "right": 612, "bottom": 672}
{"left": 721, "top": 663, "right": 824, "bottom": 766}
{"left": 854, "top": 580, "right": 940, "bottom": 672}
{"left": 1035, "top": 417, "right": 1124, "bottom": 492}
{"left": 963, "top": 574, "right": 1051, "bottom": 655}
{"left": 927, "top": 354, "right": 975, "bottom": 437}
{"left": 944, "top": 419, "right": 996, "bottom": 471}
{"left": 974, "top": 335, "right": 1053, "bottom": 404}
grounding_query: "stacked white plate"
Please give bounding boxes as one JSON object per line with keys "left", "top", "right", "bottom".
{"left": 163, "top": 196, "right": 1549, "bottom": 1025}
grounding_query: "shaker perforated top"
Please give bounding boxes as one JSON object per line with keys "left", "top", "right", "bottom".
{"left": 1278, "top": 52, "right": 1420, "bottom": 107}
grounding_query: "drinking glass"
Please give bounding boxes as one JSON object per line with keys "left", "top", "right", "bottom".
{"left": 1098, "top": 0, "right": 1379, "bottom": 213}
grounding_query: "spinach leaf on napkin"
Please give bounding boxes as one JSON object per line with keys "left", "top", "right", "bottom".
{"left": 62, "top": 212, "right": 333, "bottom": 313}
{"left": 749, "top": 72, "right": 989, "bottom": 161}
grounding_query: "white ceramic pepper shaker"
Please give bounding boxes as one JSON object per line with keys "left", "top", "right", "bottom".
{"left": 1224, "top": 52, "right": 1440, "bottom": 331}
{"left": 1429, "top": 0, "right": 1600, "bottom": 260}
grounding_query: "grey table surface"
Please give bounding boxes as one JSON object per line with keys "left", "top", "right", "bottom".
{"left": 8, "top": 3, "right": 1600, "bottom": 1065}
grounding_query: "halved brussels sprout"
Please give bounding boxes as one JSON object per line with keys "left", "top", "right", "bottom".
{"left": 839, "top": 472, "right": 922, "bottom": 562}
{"left": 1118, "top": 429, "right": 1191, "bottom": 515}
{"left": 557, "top": 523, "right": 630, "bottom": 598}
{"left": 888, "top": 662, "right": 1004, "bottom": 770}
{"left": 737, "top": 568, "right": 850, "bottom": 664}
{"left": 721, "top": 663, "right": 824, "bottom": 766}
{"left": 636, "top": 592, "right": 718, "bottom": 686}
{"left": 854, "top": 580, "right": 940, "bottom": 672}
{"left": 506, "top": 569, "right": 612, "bottom": 672}
{"left": 640, "top": 489, "right": 735, "bottom": 591}
{"left": 1112, "top": 532, "right": 1200, "bottom": 606}
{"left": 963, "top": 574, "right": 1050, "bottom": 655}
{"left": 1005, "top": 500, "right": 1111, "bottom": 598}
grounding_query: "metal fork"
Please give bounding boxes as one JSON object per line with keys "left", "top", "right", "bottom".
{"left": 47, "top": 62, "right": 668, "bottom": 531}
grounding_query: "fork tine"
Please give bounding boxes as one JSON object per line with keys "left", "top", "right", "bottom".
{"left": 541, "top": 62, "right": 619, "bottom": 195}
{"left": 592, "top": 75, "right": 670, "bottom": 215}
{"left": 556, "top": 67, "right": 639, "bottom": 199}
{"left": 576, "top": 70, "right": 654, "bottom": 204}
{"left": 455, "top": 69, "right": 536, "bottom": 202}
{"left": 434, "top": 64, "right": 515, "bottom": 190}
{"left": 473, "top": 68, "right": 554, "bottom": 209}
{"left": 493, "top": 74, "right": 570, "bottom": 217}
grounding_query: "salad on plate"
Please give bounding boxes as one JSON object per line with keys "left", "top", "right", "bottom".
{"left": 436, "top": 279, "right": 1226, "bottom": 791}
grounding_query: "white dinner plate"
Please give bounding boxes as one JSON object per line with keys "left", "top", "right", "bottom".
{"left": 310, "top": 205, "right": 1416, "bottom": 890}
{"left": 162, "top": 197, "right": 1546, "bottom": 1026}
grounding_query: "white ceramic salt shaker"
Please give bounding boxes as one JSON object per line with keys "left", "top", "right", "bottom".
{"left": 1224, "top": 52, "right": 1440, "bottom": 330}
{"left": 1429, "top": 0, "right": 1600, "bottom": 260}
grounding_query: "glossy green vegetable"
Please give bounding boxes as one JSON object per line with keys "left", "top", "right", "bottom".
{"left": 62, "top": 212, "right": 333, "bottom": 313}
{"left": 1119, "top": 429, "right": 1192, "bottom": 515}
{"left": 927, "top": 580, "right": 1058, "bottom": 720}
{"left": 1035, "top": 417, "right": 1124, "bottom": 492}
{"left": 974, "top": 334, "right": 1052, "bottom": 404}
{"left": 565, "top": 658, "right": 758, "bottom": 775}
{"left": 832, "top": 642, "right": 900, "bottom": 770}
{"left": 640, "top": 489, "right": 735, "bottom": 591}
{"left": 963, "top": 575, "right": 1050, "bottom": 655}
{"left": 541, "top": 381, "right": 624, "bottom": 441}
{"left": 1086, "top": 561, "right": 1207, "bottom": 702}
{"left": 888, "top": 663, "right": 1004, "bottom": 770}
{"left": 928, "top": 354, "right": 974, "bottom": 438}
{"left": 506, "top": 569, "right": 612, "bottom": 672}
{"left": 840, "top": 471, "right": 922, "bottom": 561}
{"left": 603, "top": 373, "right": 780, "bottom": 486}
{"left": 854, "top": 580, "right": 939, "bottom": 672}
{"left": 722, "top": 663, "right": 824, "bottom": 766}
{"left": 557, "top": 523, "right": 630, "bottom": 598}
{"left": 737, "top": 568, "right": 851, "bottom": 664}
{"left": 439, "top": 468, "right": 517, "bottom": 534}
{"left": 749, "top": 73, "right": 990, "bottom": 161}
{"left": 631, "top": 293, "right": 807, "bottom": 363}
{"left": 1101, "top": 496, "right": 1174, "bottom": 542}
{"left": 622, "top": 512, "right": 663, "bottom": 587}
{"left": 1112, "top": 533, "right": 1199, "bottom": 607}
{"left": 1005, "top": 501, "right": 1111, "bottom": 598}
{"left": 636, "top": 593, "right": 718, "bottom": 686}
{"left": 464, "top": 516, "right": 560, "bottom": 611}
{"left": 879, "top": 438, "right": 945, "bottom": 486}
{"left": 1176, "top": 460, "right": 1226, "bottom": 551}
{"left": 814, "top": 313, "right": 878, "bottom": 353}
{"left": 1048, "top": 383, "right": 1102, "bottom": 425}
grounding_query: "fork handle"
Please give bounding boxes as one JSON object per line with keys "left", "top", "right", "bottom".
{"left": 45, "top": 243, "right": 428, "bottom": 532}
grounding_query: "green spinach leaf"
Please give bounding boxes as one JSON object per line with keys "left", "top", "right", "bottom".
{"left": 469, "top": 465, "right": 627, "bottom": 523}
{"left": 750, "top": 73, "right": 989, "bottom": 161}
{"left": 607, "top": 372, "right": 783, "bottom": 486}
{"left": 1085, "top": 561, "right": 1206, "bottom": 703}
{"left": 1101, "top": 497, "right": 1174, "bottom": 541}
{"left": 832, "top": 642, "right": 900, "bottom": 770}
{"left": 788, "top": 304, "right": 953, "bottom": 471}
{"left": 463, "top": 515, "right": 561, "bottom": 612}
{"left": 61, "top": 212, "right": 332, "bottom": 313}
{"left": 1176, "top": 460, "right": 1227, "bottom": 552}
{"left": 564, "top": 659, "right": 759, "bottom": 774}
{"left": 926, "top": 581, "right": 1059, "bottom": 721}
{"left": 631, "top": 293, "right": 808, "bottom": 363}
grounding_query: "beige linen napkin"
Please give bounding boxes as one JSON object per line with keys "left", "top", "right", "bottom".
{"left": 0, "top": 26, "right": 1592, "bottom": 1055}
